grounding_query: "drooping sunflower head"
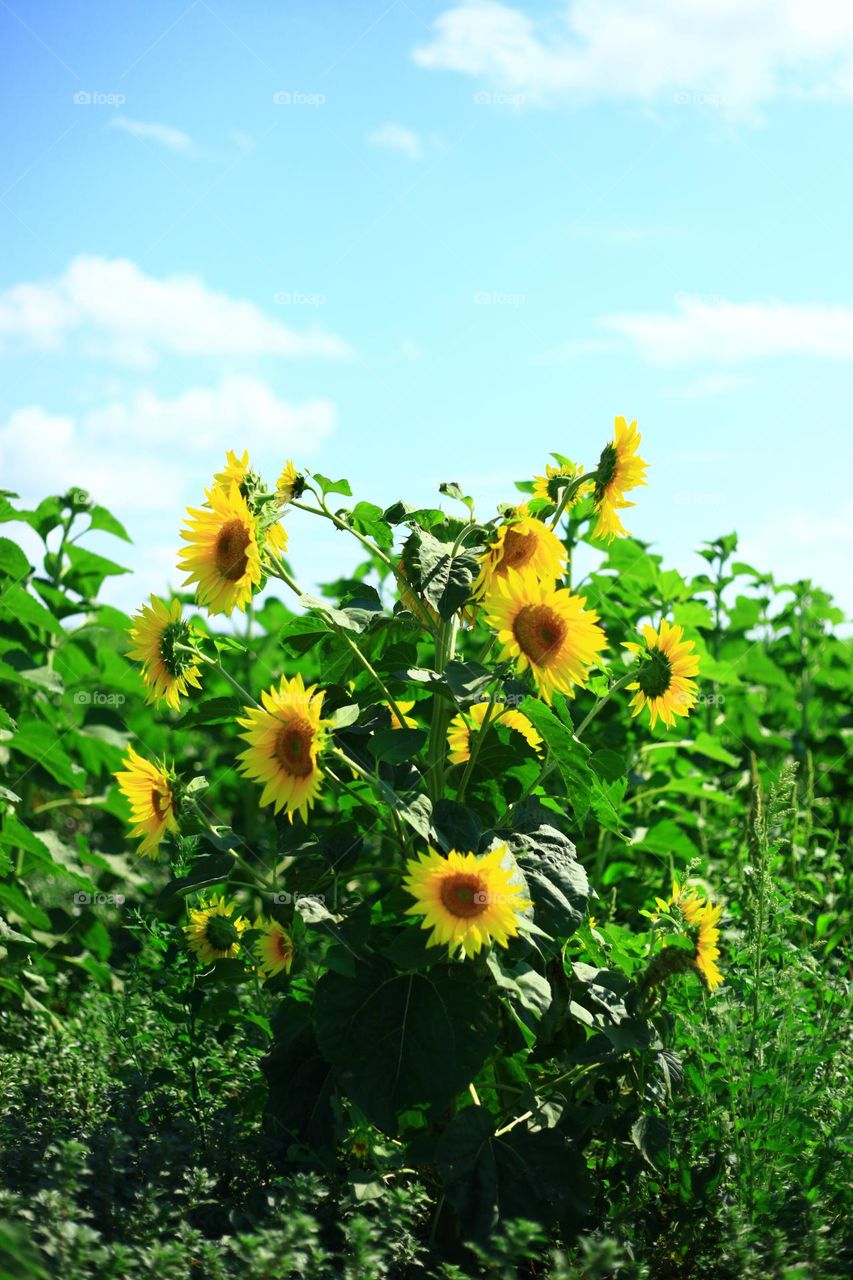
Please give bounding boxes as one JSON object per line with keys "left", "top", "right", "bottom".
{"left": 237, "top": 673, "right": 329, "bottom": 822}
{"left": 276, "top": 459, "right": 305, "bottom": 504}
{"left": 624, "top": 619, "right": 700, "bottom": 729}
{"left": 254, "top": 917, "right": 295, "bottom": 978}
{"left": 532, "top": 459, "right": 593, "bottom": 507}
{"left": 114, "top": 744, "right": 178, "bottom": 859}
{"left": 178, "top": 482, "right": 262, "bottom": 616}
{"left": 591, "top": 416, "right": 649, "bottom": 542}
{"left": 658, "top": 881, "right": 723, "bottom": 992}
{"left": 127, "top": 595, "right": 203, "bottom": 712}
{"left": 473, "top": 508, "right": 567, "bottom": 600}
{"left": 447, "top": 701, "right": 543, "bottom": 765}
{"left": 403, "top": 845, "right": 531, "bottom": 959}
{"left": 184, "top": 894, "right": 249, "bottom": 963}
{"left": 484, "top": 568, "right": 607, "bottom": 704}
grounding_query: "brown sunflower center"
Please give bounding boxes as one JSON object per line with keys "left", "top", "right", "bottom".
{"left": 275, "top": 717, "right": 315, "bottom": 778}
{"left": 499, "top": 527, "right": 537, "bottom": 574}
{"left": 637, "top": 647, "right": 672, "bottom": 699}
{"left": 439, "top": 872, "right": 490, "bottom": 919}
{"left": 215, "top": 519, "right": 251, "bottom": 581}
{"left": 512, "top": 604, "right": 567, "bottom": 666}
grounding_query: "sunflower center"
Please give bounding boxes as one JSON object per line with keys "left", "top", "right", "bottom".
{"left": 215, "top": 519, "right": 251, "bottom": 581}
{"left": 595, "top": 442, "right": 618, "bottom": 500}
{"left": 205, "top": 914, "right": 239, "bottom": 951}
{"left": 275, "top": 717, "right": 315, "bottom": 778}
{"left": 500, "top": 527, "right": 537, "bottom": 573}
{"left": 440, "top": 872, "right": 490, "bottom": 919}
{"left": 513, "top": 604, "right": 567, "bottom": 666}
{"left": 637, "top": 648, "right": 673, "bottom": 699}
{"left": 158, "top": 620, "right": 193, "bottom": 678}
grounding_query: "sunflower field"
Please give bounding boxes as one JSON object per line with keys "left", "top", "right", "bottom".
{"left": 0, "top": 422, "right": 851, "bottom": 1280}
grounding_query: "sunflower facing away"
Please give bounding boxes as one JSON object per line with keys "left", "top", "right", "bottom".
{"left": 403, "top": 846, "right": 531, "bottom": 959}
{"left": 254, "top": 917, "right": 295, "bottom": 978}
{"left": 114, "top": 744, "right": 177, "bottom": 858}
{"left": 237, "top": 673, "right": 329, "bottom": 821}
{"left": 624, "top": 619, "right": 701, "bottom": 729}
{"left": 591, "top": 417, "right": 649, "bottom": 542}
{"left": 178, "top": 482, "right": 262, "bottom": 616}
{"left": 473, "top": 508, "right": 567, "bottom": 600}
{"left": 447, "top": 701, "right": 543, "bottom": 765}
{"left": 127, "top": 595, "right": 203, "bottom": 711}
{"left": 387, "top": 699, "right": 418, "bottom": 730}
{"left": 532, "top": 460, "right": 592, "bottom": 507}
{"left": 184, "top": 894, "right": 249, "bottom": 963}
{"left": 276, "top": 459, "right": 303, "bottom": 503}
{"left": 658, "top": 881, "right": 724, "bottom": 992}
{"left": 484, "top": 568, "right": 607, "bottom": 704}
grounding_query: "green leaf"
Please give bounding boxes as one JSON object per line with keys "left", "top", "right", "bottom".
{"left": 436, "top": 1106, "right": 589, "bottom": 1241}
{"left": 313, "top": 473, "right": 352, "bottom": 498}
{"left": 0, "top": 584, "right": 63, "bottom": 635}
{"left": 499, "top": 821, "right": 589, "bottom": 943}
{"left": 0, "top": 537, "right": 30, "bottom": 581}
{"left": 402, "top": 529, "right": 483, "bottom": 620}
{"left": 314, "top": 960, "right": 499, "bottom": 1134}
{"left": 369, "top": 728, "right": 427, "bottom": 763}
{"left": 87, "top": 503, "right": 131, "bottom": 542}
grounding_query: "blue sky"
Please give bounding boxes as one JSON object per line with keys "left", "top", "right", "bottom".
{"left": 1, "top": 0, "right": 851, "bottom": 616}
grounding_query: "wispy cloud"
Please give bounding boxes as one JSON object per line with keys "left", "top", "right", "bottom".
{"left": 0, "top": 256, "right": 353, "bottom": 365}
{"left": 367, "top": 122, "right": 424, "bottom": 159}
{"left": 413, "top": 0, "right": 853, "bottom": 114}
{"left": 108, "top": 115, "right": 195, "bottom": 153}
{"left": 665, "top": 373, "right": 753, "bottom": 399}
{"left": 602, "top": 296, "right": 853, "bottom": 364}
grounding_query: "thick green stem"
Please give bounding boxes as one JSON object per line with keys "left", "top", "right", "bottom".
{"left": 574, "top": 671, "right": 635, "bottom": 738}
{"left": 426, "top": 616, "right": 457, "bottom": 802}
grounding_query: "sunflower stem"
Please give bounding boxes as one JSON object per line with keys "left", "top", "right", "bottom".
{"left": 327, "top": 747, "right": 415, "bottom": 856}
{"left": 455, "top": 680, "right": 503, "bottom": 802}
{"left": 575, "top": 671, "right": 635, "bottom": 738}
{"left": 176, "top": 644, "right": 260, "bottom": 709}
{"left": 265, "top": 558, "right": 419, "bottom": 751}
{"left": 548, "top": 470, "right": 598, "bottom": 532}
{"left": 426, "top": 616, "right": 457, "bottom": 802}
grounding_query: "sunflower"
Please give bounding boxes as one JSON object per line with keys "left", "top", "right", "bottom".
{"left": 659, "top": 882, "right": 724, "bottom": 992}
{"left": 532, "top": 460, "right": 592, "bottom": 507}
{"left": 591, "top": 417, "right": 648, "bottom": 542}
{"left": 184, "top": 894, "right": 249, "bottom": 963}
{"left": 387, "top": 699, "right": 418, "bottom": 730}
{"left": 214, "top": 449, "right": 250, "bottom": 489}
{"left": 237, "top": 673, "right": 328, "bottom": 821}
{"left": 624, "top": 619, "right": 700, "bottom": 729}
{"left": 178, "top": 482, "right": 262, "bottom": 616}
{"left": 127, "top": 595, "right": 203, "bottom": 712}
{"left": 484, "top": 568, "right": 607, "bottom": 704}
{"left": 473, "top": 508, "right": 567, "bottom": 600}
{"left": 114, "top": 744, "right": 177, "bottom": 858}
{"left": 447, "top": 701, "right": 543, "bottom": 765}
{"left": 276, "top": 459, "right": 304, "bottom": 504}
{"left": 254, "top": 917, "right": 295, "bottom": 978}
{"left": 403, "top": 846, "right": 531, "bottom": 959}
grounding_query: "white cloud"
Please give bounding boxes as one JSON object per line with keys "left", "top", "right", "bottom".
{"left": 413, "top": 0, "right": 853, "bottom": 112}
{"left": 665, "top": 372, "right": 753, "bottom": 398}
{"left": 0, "top": 379, "right": 336, "bottom": 514}
{"left": 602, "top": 296, "right": 853, "bottom": 364}
{"left": 367, "top": 123, "right": 424, "bottom": 159}
{"left": 0, "top": 256, "right": 353, "bottom": 364}
{"left": 108, "top": 116, "right": 195, "bottom": 153}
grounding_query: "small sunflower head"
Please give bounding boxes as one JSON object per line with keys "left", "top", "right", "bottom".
{"left": 127, "top": 596, "right": 203, "bottom": 711}
{"left": 184, "top": 894, "right": 249, "bottom": 963}
{"left": 644, "top": 881, "right": 724, "bottom": 993}
{"left": 276, "top": 460, "right": 306, "bottom": 504}
{"left": 624, "top": 620, "right": 700, "bottom": 729}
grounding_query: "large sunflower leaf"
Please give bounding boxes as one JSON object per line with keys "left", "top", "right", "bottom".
{"left": 314, "top": 959, "right": 498, "bottom": 1134}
